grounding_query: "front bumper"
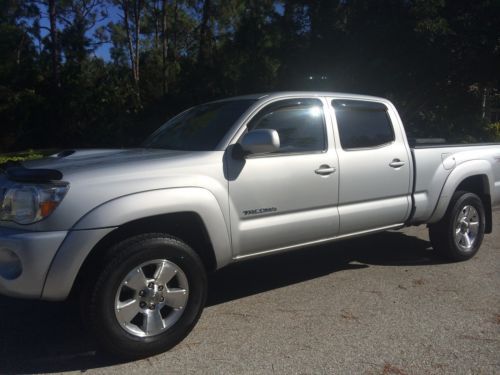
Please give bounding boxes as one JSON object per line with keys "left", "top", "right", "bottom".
{"left": 0, "top": 227, "right": 67, "bottom": 299}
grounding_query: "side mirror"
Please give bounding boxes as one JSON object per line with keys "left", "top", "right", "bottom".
{"left": 240, "top": 129, "right": 280, "bottom": 155}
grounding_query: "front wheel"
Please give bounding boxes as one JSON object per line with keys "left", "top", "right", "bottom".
{"left": 429, "top": 191, "right": 485, "bottom": 262}
{"left": 82, "top": 234, "right": 207, "bottom": 359}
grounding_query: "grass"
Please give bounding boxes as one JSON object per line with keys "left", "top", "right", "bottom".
{"left": 0, "top": 149, "right": 51, "bottom": 164}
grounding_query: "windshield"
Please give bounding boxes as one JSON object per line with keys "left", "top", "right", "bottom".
{"left": 143, "top": 99, "right": 256, "bottom": 151}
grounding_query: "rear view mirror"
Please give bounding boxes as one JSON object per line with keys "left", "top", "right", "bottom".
{"left": 240, "top": 129, "right": 280, "bottom": 155}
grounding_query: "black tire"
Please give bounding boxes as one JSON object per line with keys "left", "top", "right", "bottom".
{"left": 82, "top": 233, "right": 207, "bottom": 359}
{"left": 429, "top": 190, "right": 485, "bottom": 262}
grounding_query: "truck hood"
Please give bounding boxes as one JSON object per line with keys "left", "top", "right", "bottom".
{"left": 23, "top": 148, "right": 189, "bottom": 176}
{"left": 2, "top": 147, "right": 226, "bottom": 231}
{"left": 15, "top": 148, "right": 224, "bottom": 193}
{"left": 16, "top": 147, "right": 224, "bottom": 204}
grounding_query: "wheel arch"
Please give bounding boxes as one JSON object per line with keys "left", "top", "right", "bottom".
{"left": 455, "top": 175, "right": 492, "bottom": 233}
{"left": 429, "top": 160, "right": 493, "bottom": 233}
{"left": 69, "top": 212, "right": 218, "bottom": 299}
{"left": 42, "top": 188, "right": 232, "bottom": 301}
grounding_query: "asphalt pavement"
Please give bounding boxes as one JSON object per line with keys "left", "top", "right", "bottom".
{"left": 1, "top": 211, "right": 499, "bottom": 374}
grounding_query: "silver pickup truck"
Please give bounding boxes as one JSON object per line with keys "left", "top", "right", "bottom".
{"left": 1, "top": 91, "right": 499, "bottom": 358}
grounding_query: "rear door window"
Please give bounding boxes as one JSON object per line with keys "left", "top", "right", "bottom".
{"left": 332, "top": 100, "right": 394, "bottom": 149}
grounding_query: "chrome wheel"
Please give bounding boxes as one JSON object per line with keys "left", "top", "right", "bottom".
{"left": 454, "top": 205, "right": 480, "bottom": 251}
{"left": 114, "top": 259, "right": 189, "bottom": 337}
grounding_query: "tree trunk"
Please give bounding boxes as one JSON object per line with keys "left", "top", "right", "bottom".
{"left": 48, "top": 0, "right": 60, "bottom": 88}
{"left": 161, "top": 0, "right": 168, "bottom": 95}
{"left": 198, "top": 0, "right": 211, "bottom": 64}
{"left": 123, "top": 1, "right": 135, "bottom": 83}
{"left": 154, "top": 0, "right": 159, "bottom": 49}
{"left": 122, "top": 0, "right": 141, "bottom": 86}
{"left": 133, "top": 0, "right": 142, "bottom": 83}
{"left": 172, "top": 0, "right": 178, "bottom": 62}
{"left": 16, "top": 33, "right": 26, "bottom": 65}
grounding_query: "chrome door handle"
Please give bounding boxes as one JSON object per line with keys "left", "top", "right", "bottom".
{"left": 389, "top": 159, "right": 405, "bottom": 168}
{"left": 315, "top": 165, "right": 336, "bottom": 175}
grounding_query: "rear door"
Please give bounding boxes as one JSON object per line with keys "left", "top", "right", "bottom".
{"left": 329, "top": 99, "right": 412, "bottom": 235}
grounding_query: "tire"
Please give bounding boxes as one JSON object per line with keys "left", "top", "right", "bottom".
{"left": 82, "top": 233, "right": 207, "bottom": 359}
{"left": 429, "top": 190, "right": 485, "bottom": 262}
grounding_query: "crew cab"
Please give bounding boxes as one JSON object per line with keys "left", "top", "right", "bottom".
{"left": 0, "top": 92, "right": 499, "bottom": 358}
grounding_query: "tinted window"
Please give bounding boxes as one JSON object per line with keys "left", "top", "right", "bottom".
{"left": 248, "top": 99, "right": 326, "bottom": 153}
{"left": 333, "top": 100, "right": 395, "bottom": 149}
{"left": 144, "top": 99, "right": 256, "bottom": 151}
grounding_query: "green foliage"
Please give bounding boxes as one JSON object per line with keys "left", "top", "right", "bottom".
{"left": 0, "top": 0, "right": 499, "bottom": 153}
{"left": 0, "top": 150, "right": 45, "bottom": 164}
{"left": 484, "top": 122, "right": 500, "bottom": 142}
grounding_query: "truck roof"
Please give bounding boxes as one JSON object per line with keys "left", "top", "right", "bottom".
{"left": 219, "top": 91, "right": 387, "bottom": 102}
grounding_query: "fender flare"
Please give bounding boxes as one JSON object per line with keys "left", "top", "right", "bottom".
{"left": 428, "top": 160, "right": 493, "bottom": 223}
{"left": 42, "top": 187, "right": 232, "bottom": 300}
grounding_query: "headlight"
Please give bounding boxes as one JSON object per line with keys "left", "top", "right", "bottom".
{"left": 0, "top": 183, "right": 69, "bottom": 224}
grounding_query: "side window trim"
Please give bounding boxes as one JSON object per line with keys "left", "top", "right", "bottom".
{"left": 340, "top": 139, "right": 395, "bottom": 152}
{"left": 245, "top": 149, "right": 328, "bottom": 159}
{"left": 331, "top": 99, "right": 395, "bottom": 151}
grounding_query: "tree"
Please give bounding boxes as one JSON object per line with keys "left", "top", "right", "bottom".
{"left": 47, "top": 0, "right": 60, "bottom": 88}
{"left": 59, "top": 0, "right": 108, "bottom": 66}
{"left": 114, "top": 0, "right": 144, "bottom": 86}
{"left": 1, "top": 0, "right": 499, "bottom": 153}
{"left": 197, "top": 0, "right": 212, "bottom": 64}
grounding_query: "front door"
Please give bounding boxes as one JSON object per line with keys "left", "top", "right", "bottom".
{"left": 226, "top": 97, "right": 340, "bottom": 257}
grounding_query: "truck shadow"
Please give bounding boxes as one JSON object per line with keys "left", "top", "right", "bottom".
{"left": 0, "top": 230, "right": 442, "bottom": 373}
{"left": 206, "top": 230, "right": 440, "bottom": 306}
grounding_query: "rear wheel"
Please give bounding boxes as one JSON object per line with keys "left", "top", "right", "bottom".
{"left": 82, "top": 234, "right": 207, "bottom": 359}
{"left": 429, "top": 191, "right": 485, "bottom": 261}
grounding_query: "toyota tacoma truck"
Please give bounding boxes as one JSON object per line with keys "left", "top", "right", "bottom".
{"left": 1, "top": 92, "right": 499, "bottom": 358}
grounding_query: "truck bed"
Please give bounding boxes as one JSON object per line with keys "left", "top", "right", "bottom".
{"left": 409, "top": 143, "right": 500, "bottom": 224}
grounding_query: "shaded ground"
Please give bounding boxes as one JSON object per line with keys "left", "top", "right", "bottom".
{"left": 0, "top": 212, "right": 499, "bottom": 374}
